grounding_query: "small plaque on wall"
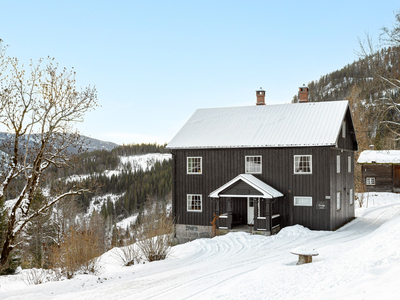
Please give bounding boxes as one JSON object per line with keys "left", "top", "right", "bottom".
{"left": 317, "top": 200, "right": 328, "bottom": 210}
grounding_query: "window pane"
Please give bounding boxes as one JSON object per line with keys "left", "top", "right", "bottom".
{"left": 187, "top": 157, "right": 202, "bottom": 174}
{"left": 245, "top": 156, "right": 262, "bottom": 173}
{"left": 294, "top": 197, "right": 312, "bottom": 206}
{"left": 187, "top": 195, "right": 202, "bottom": 212}
{"left": 350, "top": 189, "right": 353, "bottom": 205}
{"left": 348, "top": 156, "right": 351, "bottom": 173}
{"left": 337, "top": 192, "right": 341, "bottom": 210}
{"left": 294, "top": 155, "right": 312, "bottom": 174}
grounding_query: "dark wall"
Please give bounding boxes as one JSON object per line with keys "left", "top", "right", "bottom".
{"left": 361, "top": 164, "right": 393, "bottom": 192}
{"left": 329, "top": 148, "right": 356, "bottom": 230}
{"left": 172, "top": 146, "right": 349, "bottom": 230}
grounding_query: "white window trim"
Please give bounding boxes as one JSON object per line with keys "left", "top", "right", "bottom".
{"left": 337, "top": 191, "right": 341, "bottom": 210}
{"left": 366, "top": 177, "right": 376, "bottom": 185}
{"left": 294, "top": 155, "right": 312, "bottom": 174}
{"left": 348, "top": 156, "right": 352, "bottom": 173}
{"left": 337, "top": 155, "right": 341, "bottom": 173}
{"left": 187, "top": 194, "right": 202, "bottom": 212}
{"left": 349, "top": 188, "right": 354, "bottom": 205}
{"left": 294, "top": 196, "right": 312, "bottom": 207}
{"left": 245, "top": 155, "right": 262, "bottom": 174}
{"left": 187, "top": 157, "right": 202, "bottom": 174}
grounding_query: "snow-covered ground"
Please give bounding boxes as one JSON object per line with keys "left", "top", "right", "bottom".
{"left": 1, "top": 192, "right": 400, "bottom": 300}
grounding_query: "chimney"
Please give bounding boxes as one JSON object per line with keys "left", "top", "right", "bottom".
{"left": 256, "top": 88, "right": 265, "bottom": 105}
{"left": 298, "top": 84, "right": 309, "bottom": 103}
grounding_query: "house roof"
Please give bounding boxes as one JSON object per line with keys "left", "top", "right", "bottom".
{"left": 167, "top": 100, "right": 350, "bottom": 149}
{"left": 357, "top": 150, "right": 400, "bottom": 164}
{"left": 209, "top": 174, "right": 284, "bottom": 199}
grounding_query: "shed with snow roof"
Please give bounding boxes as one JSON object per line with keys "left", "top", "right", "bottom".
{"left": 357, "top": 150, "right": 400, "bottom": 193}
{"left": 167, "top": 88, "right": 358, "bottom": 243}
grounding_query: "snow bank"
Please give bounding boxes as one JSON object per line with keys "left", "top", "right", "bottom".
{"left": 357, "top": 150, "right": 400, "bottom": 164}
{"left": 2, "top": 193, "right": 400, "bottom": 300}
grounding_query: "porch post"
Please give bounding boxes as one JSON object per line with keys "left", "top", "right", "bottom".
{"left": 215, "top": 198, "right": 220, "bottom": 228}
{"left": 254, "top": 198, "right": 259, "bottom": 230}
{"left": 266, "top": 199, "right": 271, "bottom": 232}
{"left": 227, "top": 198, "right": 233, "bottom": 229}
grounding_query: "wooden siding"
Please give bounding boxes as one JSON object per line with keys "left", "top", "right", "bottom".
{"left": 219, "top": 180, "right": 263, "bottom": 196}
{"left": 361, "top": 164, "right": 393, "bottom": 192}
{"left": 336, "top": 109, "right": 358, "bottom": 151}
{"left": 172, "top": 146, "right": 353, "bottom": 231}
{"left": 329, "top": 149, "right": 355, "bottom": 230}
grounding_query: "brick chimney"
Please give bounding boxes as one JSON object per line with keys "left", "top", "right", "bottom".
{"left": 256, "top": 88, "right": 265, "bottom": 105}
{"left": 298, "top": 84, "right": 309, "bottom": 103}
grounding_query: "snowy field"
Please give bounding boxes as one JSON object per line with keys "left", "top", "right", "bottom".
{"left": 1, "top": 192, "right": 400, "bottom": 300}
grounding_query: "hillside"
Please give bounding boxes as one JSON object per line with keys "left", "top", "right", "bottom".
{"left": 0, "top": 132, "right": 119, "bottom": 155}
{"left": 292, "top": 46, "right": 400, "bottom": 152}
{"left": 1, "top": 192, "right": 399, "bottom": 300}
{"left": 60, "top": 143, "right": 172, "bottom": 222}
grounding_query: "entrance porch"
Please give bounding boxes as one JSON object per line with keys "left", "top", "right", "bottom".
{"left": 209, "top": 174, "right": 283, "bottom": 233}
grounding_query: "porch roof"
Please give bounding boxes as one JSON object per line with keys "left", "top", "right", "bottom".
{"left": 209, "top": 174, "right": 284, "bottom": 199}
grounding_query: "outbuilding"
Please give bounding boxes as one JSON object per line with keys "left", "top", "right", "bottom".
{"left": 357, "top": 150, "right": 400, "bottom": 193}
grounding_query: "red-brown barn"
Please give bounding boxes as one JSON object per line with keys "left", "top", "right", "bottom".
{"left": 357, "top": 150, "right": 400, "bottom": 193}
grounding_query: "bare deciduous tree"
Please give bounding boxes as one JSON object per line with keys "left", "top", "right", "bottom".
{"left": 358, "top": 11, "right": 400, "bottom": 140}
{"left": 0, "top": 48, "right": 97, "bottom": 270}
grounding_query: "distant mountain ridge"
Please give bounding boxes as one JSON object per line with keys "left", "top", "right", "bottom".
{"left": 0, "top": 132, "right": 119, "bottom": 154}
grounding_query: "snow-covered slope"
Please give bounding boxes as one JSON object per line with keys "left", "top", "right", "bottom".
{"left": 1, "top": 192, "right": 399, "bottom": 300}
{"left": 76, "top": 153, "right": 171, "bottom": 217}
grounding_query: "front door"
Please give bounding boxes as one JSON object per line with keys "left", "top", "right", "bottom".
{"left": 247, "top": 197, "right": 260, "bottom": 225}
{"left": 247, "top": 198, "right": 254, "bottom": 225}
{"left": 394, "top": 165, "right": 400, "bottom": 192}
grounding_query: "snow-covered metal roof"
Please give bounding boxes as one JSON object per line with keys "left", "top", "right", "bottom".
{"left": 209, "top": 174, "right": 284, "bottom": 199}
{"left": 357, "top": 150, "right": 400, "bottom": 164}
{"left": 167, "top": 101, "right": 349, "bottom": 149}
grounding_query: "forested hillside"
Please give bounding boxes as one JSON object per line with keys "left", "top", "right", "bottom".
{"left": 60, "top": 143, "right": 172, "bottom": 223}
{"left": 292, "top": 45, "right": 400, "bottom": 151}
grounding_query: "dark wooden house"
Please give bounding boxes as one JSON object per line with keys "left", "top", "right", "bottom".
{"left": 167, "top": 89, "right": 358, "bottom": 243}
{"left": 357, "top": 150, "right": 400, "bottom": 193}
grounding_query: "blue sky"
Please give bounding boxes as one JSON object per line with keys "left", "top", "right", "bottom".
{"left": 1, "top": 1, "right": 399, "bottom": 145}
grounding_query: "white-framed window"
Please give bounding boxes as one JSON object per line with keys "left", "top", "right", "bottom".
{"left": 337, "top": 155, "right": 341, "bottom": 173}
{"left": 337, "top": 191, "right": 341, "bottom": 210}
{"left": 187, "top": 157, "right": 202, "bottom": 174}
{"left": 187, "top": 194, "right": 202, "bottom": 212}
{"left": 245, "top": 156, "right": 262, "bottom": 174}
{"left": 294, "top": 155, "right": 312, "bottom": 174}
{"left": 294, "top": 196, "right": 312, "bottom": 207}
{"left": 342, "top": 121, "right": 346, "bottom": 138}
{"left": 348, "top": 156, "right": 352, "bottom": 173}
{"left": 366, "top": 177, "right": 376, "bottom": 185}
{"left": 349, "top": 188, "right": 354, "bottom": 205}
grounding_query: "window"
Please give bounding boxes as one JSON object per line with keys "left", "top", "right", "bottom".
{"left": 294, "top": 196, "right": 312, "bottom": 207}
{"left": 245, "top": 156, "right": 262, "bottom": 174}
{"left": 342, "top": 121, "right": 346, "bottom": 138}
{"left": 187, "top": 157, "right": 202, "bottom": 174}
{"left": 366, "top": 177, "right": 376, "bottom": 185}
{"left": 294, "top": 155, "right": 312, "bottom": 174}
{"left": 349, "top": 188, "right": 354, "bottom": 205}
{"left": 337, "top": 192, "right": 341, "bottom": 210}
{"left": 348, "top": 156, "right": 352, "bottom": 173}
{"left": 337, "top": 155, "right": 341, "bottom": 173}
{"left": 187, "top": 194, "right": 202, "bottom": 212}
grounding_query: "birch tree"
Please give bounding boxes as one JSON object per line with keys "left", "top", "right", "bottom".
{"left": 0, "top": 48, "right": 97, "bottom": 270}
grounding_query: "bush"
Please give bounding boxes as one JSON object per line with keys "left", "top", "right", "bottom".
{"left": 135, "top": 207, "right": 174, "bottom": 262}
{"left": 49, "top": 228, "right": 101, "bottom": 279}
